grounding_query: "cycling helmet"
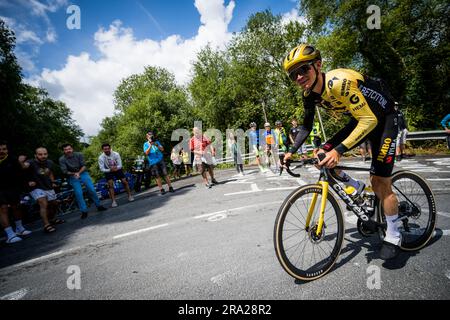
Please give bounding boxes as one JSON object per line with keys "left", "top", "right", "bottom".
{"left": 283, "top": 44, "right": 321, "bottom": 74}
{"left": 264, "top": 122, "right": 271, "bottom": 127}
{"left": 249, "top": 122, "right": 257, "bottom": 128}
{"left": 275, "top": 120, "right": 282, "bottom": 126}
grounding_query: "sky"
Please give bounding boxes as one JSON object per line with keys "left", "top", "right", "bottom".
{"left": 0, "top": 0, "right": 304, "bottom": 136}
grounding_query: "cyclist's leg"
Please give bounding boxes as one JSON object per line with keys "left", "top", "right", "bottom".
{"left": 369, "top": 113, "right": 400, "bottom": 257}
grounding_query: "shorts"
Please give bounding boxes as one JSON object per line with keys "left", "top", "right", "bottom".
{"left": 397, "top": 129, "right": 408, "bottom": 145}
{"left": 0, "top": 190, "right": 21, "bottom": 206}
{"left": 105, "top": 169, "right": 126, "bottom": 181}
{"left": 359, "top": 140, "right": 371, "bottom": 149}
{"left": 150, "top": 161, "right": 168, "bottom": 178}
{"left": 30, "top": 189, "right": 57, "bottom": 201}
{"left": 324, "top": 113, "right": 398, "bottom": 177}
{"left": 251, "top": 145, "right": 262, "bottom": 157}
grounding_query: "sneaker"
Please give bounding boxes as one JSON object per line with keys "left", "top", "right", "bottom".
{"left": 396, "top": 155, "right": 401, "bottom": 162}
{"left": 81, "top": 211, "right": 88, "bottom": 219}
{"left": 97, "top": 205, "right": 107, "bottom": 212}
{"left": 160, "top": 189, "right": 166, "bottom": 195}
{"left": 6, "top": 235, "right": 22, "bottom": 244}
{"left": 15, "top": 229, "right": 32, "bottom": 236}
{"left": 379, "top": 241, "right": 400, "bottom": 260}
{"left": 111, "top": 201, "right": 118, "bottom": 208}
{"left": 128, "top": 196, "right": 135, "bottom": 202}
{"left": 205, "top": 183, "right": 212, "bottom": 189}
{"left": 169, "top": 187, "right": 175, "bottom": 193}
{"left": 211, "top": 179, "right": 219, "bottom": 185}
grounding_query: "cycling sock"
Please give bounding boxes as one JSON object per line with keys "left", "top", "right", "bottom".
{"left": 15, "top": 220, "right": 25, "bottom": 232}
{"left": 4, "top": 227, "right": 16, "bottom": 239}
{"left": 385, "top": 214, "right": 401, "bottom": 245}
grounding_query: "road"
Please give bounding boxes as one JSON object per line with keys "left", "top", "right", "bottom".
{"left": 0, "top": 155, "right": 449, "bottom": 300}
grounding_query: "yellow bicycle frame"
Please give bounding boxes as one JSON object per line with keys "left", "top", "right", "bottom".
{"left": 305, "top": 181, "right": 329, "bottom": 236}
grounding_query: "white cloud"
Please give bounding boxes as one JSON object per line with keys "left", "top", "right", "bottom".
{"left": 30, "top": 0, "right": 236, "bottom": 136}
{"left": 281, "top": 8, "right": 307, "bottom": 26}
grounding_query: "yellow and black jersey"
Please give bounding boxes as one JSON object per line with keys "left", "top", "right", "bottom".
{"left": 291, "top": 69, "right": 395, "bottom": 154}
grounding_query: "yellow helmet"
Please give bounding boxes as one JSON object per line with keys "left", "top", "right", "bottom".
{"left": 283, "top": 44, "right": 321, "bottom": 73}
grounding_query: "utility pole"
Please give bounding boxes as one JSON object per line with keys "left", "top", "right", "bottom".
{"left": 315, "top": 106, "right": 327, "bottom": 141}
{"left": 261, "top": 100, "right": 268, "bottom": 123}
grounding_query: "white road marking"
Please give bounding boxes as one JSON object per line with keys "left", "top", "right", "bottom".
{"left": 298, "top": 179, "right": 308, "bottom": 186}
{"left": 434, "top": 230, "right": 450, "bottom": 237}
{"left": 211, "top": 271, "right": 232, "bottom": 285}
{"left": 427, "top": 178, "right": 450, "bottom": 181}
{"left": 113, "top": 223, "right": 169, "bottom": 239}
{"left": 224, "top": 183, "right": 262, "bottom": 196}
{"left": 445, "top": 270, "right": 450, "bottom": 281}
{"left": 0, "top": 288, "right": 29, "bottom": 300}
{"left": 265, "top": 187, "right": 298, "bottom": 191}
{"left": 193, "top": 201, "right": 281, "bottom": 220}
{"left": 437, "top": 212, "right": 450, "bottom": 219}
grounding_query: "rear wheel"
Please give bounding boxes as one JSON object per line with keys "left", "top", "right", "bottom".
{"left": 378, "top": 171, "right": 436, "bottom": 250}
{"left": 274, "top": 184, "right": 344, "bottom": 281}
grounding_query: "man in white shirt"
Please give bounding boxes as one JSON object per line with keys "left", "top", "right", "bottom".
{"left": 98, "top": 144, "right": 134, "bottom": 207}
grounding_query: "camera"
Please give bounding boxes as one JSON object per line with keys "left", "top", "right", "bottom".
{"left": 149, "top": 136, "right": 155, "bottom": 143}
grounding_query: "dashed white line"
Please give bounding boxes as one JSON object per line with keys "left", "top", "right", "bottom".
{"left": 265, "top": 187, "right": 298, "bottom": 191}
{"left": 437, "top": 212, "right": 450, "bottom": 219}
{"left": 0, "top": 288, "right": 29, "bottom": 300}
{"left": 193, "top": 201, "right": 281, "bottom": 220}
{"left": 224, "top": 183, "right": 262, "bottom": 196}
{"left": 112, "top": 223, "right": 169, "bottom": 239}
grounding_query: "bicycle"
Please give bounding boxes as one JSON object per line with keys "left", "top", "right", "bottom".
{"left": 274, "top": 154, "right": 437, "bottom": 281}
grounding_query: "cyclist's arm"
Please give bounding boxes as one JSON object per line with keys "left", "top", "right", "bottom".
{"left": 289, "top": 105, "right": 315, "bottom": 154}
{"left": 331, "top": 79, "right": 378, "bottom": 154}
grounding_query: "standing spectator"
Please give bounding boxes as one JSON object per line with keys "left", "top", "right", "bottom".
{"left": 0, "top": 141, "right": 31, "bottom": 243}
{"left": 98, "top": 143, "right": 134, "bottom": 208}
{"left": 181, "top": 148, "right": 192, "bottom": 177}
{"left": 170, "top": 145, "right": 182, "bottom": 180}
{"left": 359, "top": 141, "right": 372, "bottom": 162}
{"left": 290, "top": 119, "right": 308, "bottom": 159}
{"left": 189, "top": 127, "right": 217, "bottom": 188}
{"left": 441, "top": 113, "right": 450, "bottom": 149}
{"left": 21, "top": 147, "right": 63, "bottom": 233}
{"left": 143, "top": 131, "right": 174, "bottom": 195}
{"left": 248, "top": 122, "right": 264, "bottom": 171}
{"left": 395, "top": 103, "right": 409, "bottom": 161}
{"left": 274, "top": 120, "right": 288, "bottom": 153}
{"left": 59, "top": 144, "right": 107, "bottom": 219}
{"left": 231, "top": 135, "right": 244, "bottom": 176}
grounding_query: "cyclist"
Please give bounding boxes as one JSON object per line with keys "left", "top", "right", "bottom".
{"left": 282, "top": 44, "right": 401, "bottom": 260}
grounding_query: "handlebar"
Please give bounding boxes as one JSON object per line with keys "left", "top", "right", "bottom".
{"left": 280, "top": 153, "right": 326, "bottom": 178}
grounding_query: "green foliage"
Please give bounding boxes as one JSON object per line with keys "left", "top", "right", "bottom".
{"left": 85, "top": 66, "right": 194, "bottom": 179}
{"left": 0, "top": 19, "right": 83, "bottom": 163}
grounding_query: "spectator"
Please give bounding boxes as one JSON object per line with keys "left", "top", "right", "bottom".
{"left": 21, "top": 147, "right": 63, "bottom": 234}
{"left": 170, "top": 145, "right": 182, "bottom": 180}
{"left": 441, "top": 113, "right": 450, "bottom": 149}
{"left": 98, "top": 143, "right": 134, "bottom": 208}
{"left": 359, "top": 141, "right": 372, "bottom": 162}
{"left": 309, "top": 121, "right": 322, "bottom": 156}
{"left": 59, "top": 143, "right": 107, "bottom": 219}
{"left": 248, "top": 122, "right": 264, "bottom": 171}
{"left": 274, "top": 120, "right": 288, "bottom": 153}
{"left": 189, "top": 127, "right": 218, "bottom": 188}
{"left": 181, "top": 148, "right": 192, "bottom": 177}
{"left": 143, "top": 131, "right": 174, "bottom": 195}
{"left": 290, "top": 119, "right": 308, "bottom": 159}
{"left": 231, "top": 135, "right": 244, "bottom": 176}
{"left": 0, "top": 141, "right": 31, "bottom": 243}
{"left": 395, "top": 103, "right": 409, "bottom": 161}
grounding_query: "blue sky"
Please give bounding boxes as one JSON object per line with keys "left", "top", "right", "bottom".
{"left": 0, "top": 0, "right": 301, "bottom": 135}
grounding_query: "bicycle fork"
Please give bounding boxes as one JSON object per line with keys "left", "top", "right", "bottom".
{"left": 305, "top": 181, "right": 329, "bottom": 237}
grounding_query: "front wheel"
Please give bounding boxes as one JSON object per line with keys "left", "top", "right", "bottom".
{"left": 274, "top": 184, "right": 344, "bottom": 281}
{"left": 378, "top": 170, "right": 437, "bottom": 251}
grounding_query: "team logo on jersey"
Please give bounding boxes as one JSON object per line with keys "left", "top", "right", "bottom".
{"left": 327, "top": 77, "right": 339, "bottom": 89}
{"left": 349, "top": 94, "right": 360, "bottom": 104}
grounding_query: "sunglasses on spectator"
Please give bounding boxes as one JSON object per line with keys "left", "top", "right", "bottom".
{"left": 288, "top": 62, "right": 313, "bottom": 81}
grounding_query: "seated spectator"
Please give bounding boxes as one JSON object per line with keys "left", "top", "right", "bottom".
{"left": 143, "top": 131, "right": 174, "bottom": 195}
{"left": 59, "top": 144, "right": 107, "bottom": 219}
{"left": 20, "top": 147, "right": 63, "bottom": 234}
{"left": 0, "top": 141, "right": 31, "bottom": 243}
{"left": 98, "top": 143, "right": 134, "bottom": 208}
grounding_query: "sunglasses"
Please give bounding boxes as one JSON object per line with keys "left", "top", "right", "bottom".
{"left": 288, "top": 62, "right": 313, "bottom": 81}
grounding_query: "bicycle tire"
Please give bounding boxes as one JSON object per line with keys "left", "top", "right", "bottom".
{"left": 377, "top": 170, "right": 436, "bottom": 251}
{"left": 274, "top": 184, "right": 344, "bottom": 281}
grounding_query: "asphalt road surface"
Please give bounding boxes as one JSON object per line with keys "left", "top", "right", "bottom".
{"left": 1, "top": 155, "right": 449, "bottom": 300}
